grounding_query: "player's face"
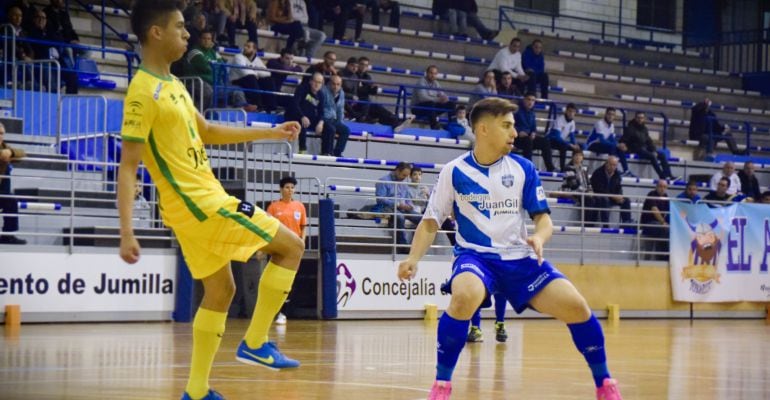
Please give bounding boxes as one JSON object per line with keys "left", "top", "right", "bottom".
{"left": 656, "top": 180, "right": 668, "bottom": 196}
{"left": 358, "top": 60, "right": 369, "bottom": 72}
{"left": 425, "top": 67, "right": 438, "bottom": 82}
{"left": 200, "top": 33, "right": 214, "bottom": 50}
{"left": 501, "top": 74, "right": 512, "bottom": 86}
{"left": 281, "top": 53, "right": 293, "bottom": 65}
{"left": 486, "top": 112, "right": 517, "bottom": 155}
{"left": 605, "top": 110, "right": 615, "bottom": 123}
{"left": 508, "top": 40, "right": 520, "bottom": 53}
{"left": 346, "top": 63, "right": 357, "bottom": 73}
{"left": 686, "top": 184, "right": 698, "bottom": 197}
{"left": 281, "top": 183, "right": 295, "bottom": 200}
{"left": 573, "top": 152, "right": 583, "bottom": 165}
{"left": 161, "top": 11, "right": 189, "bottom": 61}
{"left": 532, "top": 42, "right": 543, "bottom": 54}
{"left": 565, "top": 108, "right": 576, "bottom": 119}
{"left": 523, "top": 95, "right": 535, "bottom": 110}
{"left": 717, "top": 180, "right": 728, "bottom": 195}
{"left": 329, "top": 77, "right": 342, "bottom": 94}
{"left": 410, "top": 170, "right": 422, "bottom": 182}
{"left": 635, "top": 113, "right": 646, "bottom": 125}
{"left": 243, "top": 42, "right": 256, "bottom": 57}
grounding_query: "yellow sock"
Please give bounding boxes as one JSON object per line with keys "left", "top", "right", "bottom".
{"left": 185, "top": 308, "right": 227, "bottom": 399}
{"left": 244, "top": 262, "right": 296, "bottom": 348}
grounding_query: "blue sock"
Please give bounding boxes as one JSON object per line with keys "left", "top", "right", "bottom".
{"left": 436, "top": 312, "right": 470, "bottom": 381}
{"left": 568, "top": 314, "right": 610, "bottom": 388}
{"left": 470, "top": 309, "right": 481, "bottom": 328}
{"left": 493, "top": 293, "right": 507, "bottom": 323}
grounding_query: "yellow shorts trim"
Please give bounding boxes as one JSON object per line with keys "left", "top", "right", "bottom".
{"left": 174, "top": 197, "right": 281, "bottom": 279}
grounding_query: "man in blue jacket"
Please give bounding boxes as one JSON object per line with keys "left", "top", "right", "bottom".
{"left": 522, "top": 39, "right": 549, "bottom": 99}
{"left": 321, "top": 75, "right": 350, "bottom": 157}
{"left": 514, "top": 93, "right": 555, "bottom": 172}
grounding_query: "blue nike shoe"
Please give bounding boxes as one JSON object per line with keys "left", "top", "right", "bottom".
{"left": 235, "top": 340, "right": 300, "bottom": 370}
{"left": 180, "top": 389, "right": 225, "bottom": 400}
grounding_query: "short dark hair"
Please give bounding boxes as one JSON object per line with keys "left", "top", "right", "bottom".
{"left": 500, "top": 71, "right": 513, "bottom": 77}
{"left": 280, "top": 48, "right": 294, "bottom": 57}
{"left": 426, "top": 65, "right": 437, "bottom": 73}
{"left": 394, "top": 162, "right": 413, "bottom": 172}
{"left": 532, "top": 39, "right": 543, "bottom": 45}
{"left": 199, "top": 28, "right": 214, "bottom": 40}
{"left": 719, "top": 177, "right": 731, "bottom": 187}
{"left": 510, "top": 37, "right": 521, "bottom": 45}
{"left": 346, "top": 56, "right": 357, "bottom": 65}
{"left": 470, "top": 97, "right": 518, "bottom": 130}
{"left": 524, "top": 92, "right": 537, "bottom": 99}
{"left": 605, "top": 107, "right": 616, "bottom": 114}
{"left": 323, "top": 50, "right": 336, "bottom": 58}
{"left": 357, "top": 56, "right": 370, "bottom": 63}
{"left": 686, "top": 180, "right": 698, "bottom": 188}
{"left": 130, "top": 0, "right": 180, "bottom": 44}
{"left": 279, "top": 176, "right": 297, "bottom": 188}
{"left": 411, "top": 166, "right": 422, "bottom": 174}
{"left": 565, "top": 103, "right": 577, "bottom": 110}
{"left": 455, "top": 104, "right": 467, "bottom": 112}
{"left": 761, "top": 190, "right": 770, "bottom": 199}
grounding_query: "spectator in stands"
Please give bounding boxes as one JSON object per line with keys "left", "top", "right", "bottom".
{"left": 327, "top": 0, "right": 365, "bottom": 42}
{"left": 291, "top": 0, "right": 326, "bottom": 57}
{"left": 761, "top": 191, "right": 770, "bottom": 204}
{"left": 709, "top": 161, "right": 741, "bottom": 196}
{"left": 590, "top": 156, "right": 634, "bottom": 227}
{"left": 0, "top": 122, "right": 26, "bottom": 245}
{"left": 373, "top": 162, "right": 415, "bottom": 251}
{"left": 487, "top": 38, "right": 528, "bottom": 92}
{"left": 266, "top": 175, "right": 307, "bottom": 325}
{"left": 133, "top": 172, "right": 152, "bottom": 227}
{"left": 224, "top": 0, "right": 259, "bottom": 48}
{"left": 321, "top": 75, "right": 350, "bottom": 156}
{"left": 432, "top": 0, "right": 451, "bottom": 34}
{"left": 181, "top": 0, "right": 203, "bottom": 24}
{"left": 676, "top": 180, "right": 701, "bottom": 204}
{"left": 620, "top": 111, "right": 675, "bottom": 180}
{"left": 6, "top": 6, "right": 32, "bottom": 62}
{"left": 266, "top": 48, "right": 302, "bottom": 91}
{"left": 200, "top": 0, "right": 225, "bottom": 43}
{"left": 303, "top": 50, "right": 338, "bottom": 84}
{"left": 352, "top": 57, "right": 403, "bottom": 128}
{"left": 522, "top": 39, "right": 549, "bottom": 99}
{"left": 186, "top": 12, "right": 211, "bottom": 51}
{"left": 411, "top": 65, "right": 455, "bottom": 130}
{"left": 44, "top": 0, "right": 86, "bottom": 60}
{"left": 340, "top": 57, "right": 362, "bottom": 119}
{"left": 267, "top": 0, "right": 307, "bottom": 55}
{"left": 448, "top": 105, "right": 474, "bottom": 144}
{"left": 689, "top": 98, "right": 743, "bottom": 159}
{"left": 496, "top": 71, "right": 521, "bottom": 98}
{"left": 446, "top": 0, "right": 497, "bottom": 40}
{"left": 560, "top": 149, "right": 594, "bottom": 213}
{"left": 514, "top": 92, "right": 555, "bottom": 172}
{"left": 738, "top": 161, "right": 760, "bottom": 201}
{"left": 408, "top": 166, "right": 457, "bottom": 246}
{"left": 641, "top": 179, "right": 669, "bottom": 260}
{"left": 27, "top": 9, "right": 79, "bottom": 94}
{"left": 703, "top": 177, "right": 734, "bottom": 207}
{"left": 230, "top": 40, "right": 277, "bottom": 112}
{"left": 290, "top": 72, "right": 327, "bottom": 154}
{"left": 469, "top": 70, "right": 497, "bottom": 108}
{"left": 186, "top": 29, "right": 250, "bottom": 109}
{"left": 9, "top": 0, "right": 37, "bottom": 32}
{"left": 586, "top": 107, "right": 631, "bottom": 176}
{"left": 547, "top": 103, "right": 581, "bottom": 171}
{"left": 363, "top": 0, "right": 400, "bottom": 29}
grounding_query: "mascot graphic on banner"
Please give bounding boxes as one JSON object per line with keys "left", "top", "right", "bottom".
{"left": 336, "top": 263, "right": 357, "bottom": 307}
{"left": 681, "top": 215, "right": 723, "bottom": 295}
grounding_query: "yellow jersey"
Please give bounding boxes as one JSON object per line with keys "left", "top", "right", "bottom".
{"left": 121, "top": 67, "right": 229, "bottom": 227}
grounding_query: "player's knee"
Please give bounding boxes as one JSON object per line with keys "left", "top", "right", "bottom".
{"left": 206, "top": 280, "right": 236, "bottom": 307}
{"left": 564, "top": 299, "right": 591, "bottom": 323}
{"left": 448, "top": 291, "right": 483, "bottom": 319}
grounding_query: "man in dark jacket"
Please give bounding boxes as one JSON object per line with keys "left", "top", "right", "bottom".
{"left": 689, "top": 98, "right": 743, "bottom": 158}
{"left": 620, "top": 111, "right": 674, "bottom": 180}
{"left": 0, "top": 122, "right": 27, "bottom": 245}
{"left": 522, "top": 39, "right": 549, "bottom": 99}
{"left": 738, "top": 161, "right": 761, "bottom": 201}
{"left": 641, "top": 179, "right": 669, "bottom": 259}
{"left": 27, "top": 8, "right": 78, "bottom": 94}
{"left": 289, "top": 72, "right": 330, "bottom": 154}
{"left": 590, "top": 156, "right": 634, "bottom": 227}
{"left": 514, "top": 93, "right": 554, "bottom": 171}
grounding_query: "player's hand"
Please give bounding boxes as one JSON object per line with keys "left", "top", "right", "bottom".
{"left": 398, "top": 259, "right": 418, "bottom": 281}
{"left": 275, "top": 121, "right": 300, "bottom": 141}
{"left": 315, "top": 120, "right": 324, "bottom": 135}
{"left": 120, "top": 234, "right": 141, "bottom": 264}
{"left": 527, "top": 236, "right": 544, "bottom": 266}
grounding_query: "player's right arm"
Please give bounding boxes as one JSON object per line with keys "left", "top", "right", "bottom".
{"left": 118, "top": 141, "right": 144, "bottom": 264}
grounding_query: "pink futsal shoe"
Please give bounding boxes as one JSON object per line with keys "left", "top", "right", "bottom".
{"left": 428, "top": 381, "right": 452, "bottom": 400}
{"left": 596, "top": 378, "right": 623, "bottom": 400}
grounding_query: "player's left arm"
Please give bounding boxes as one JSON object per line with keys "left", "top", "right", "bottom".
{"left": 528, "top": 212, "right": 553, "bottom": 265}
{"left": 195, "top": 111, "right": 300, "bottom": 145}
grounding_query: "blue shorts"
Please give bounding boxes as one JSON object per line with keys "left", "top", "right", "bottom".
{"left": 442, "top": 253, "right": 567, "bottom": 314}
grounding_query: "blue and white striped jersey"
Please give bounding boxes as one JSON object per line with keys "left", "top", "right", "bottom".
{"left": 424, "top": 152, "right": 550, "bottom": 260}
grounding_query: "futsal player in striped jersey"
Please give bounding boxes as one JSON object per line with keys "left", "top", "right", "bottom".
{"left": 398, "top": 97, "right": 623, "bottom": 400}
{"left": 118, "top": 2, "right": 305, "bottom": 399}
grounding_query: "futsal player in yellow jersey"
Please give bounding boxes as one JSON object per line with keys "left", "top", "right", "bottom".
{"left": 117, "top": 2, "right": 305, "bottom": 399}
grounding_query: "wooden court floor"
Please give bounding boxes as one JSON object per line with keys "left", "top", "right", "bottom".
{"left": 1, "top": 318, "right": 768, "bottom": 400}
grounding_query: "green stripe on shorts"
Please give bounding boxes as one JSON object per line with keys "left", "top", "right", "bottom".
{"left": 217, "top": 207, "right": 274, "bottom": 242}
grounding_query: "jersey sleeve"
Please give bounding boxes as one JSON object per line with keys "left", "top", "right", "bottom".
{"left": 423, "top": 164, "right": 454, "bottom": 223}
{"left": 522, "top": 162, "right": 550, "bottom": 218}
{"left": 121, "top": 87, "right": 158, "bottom": 144}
